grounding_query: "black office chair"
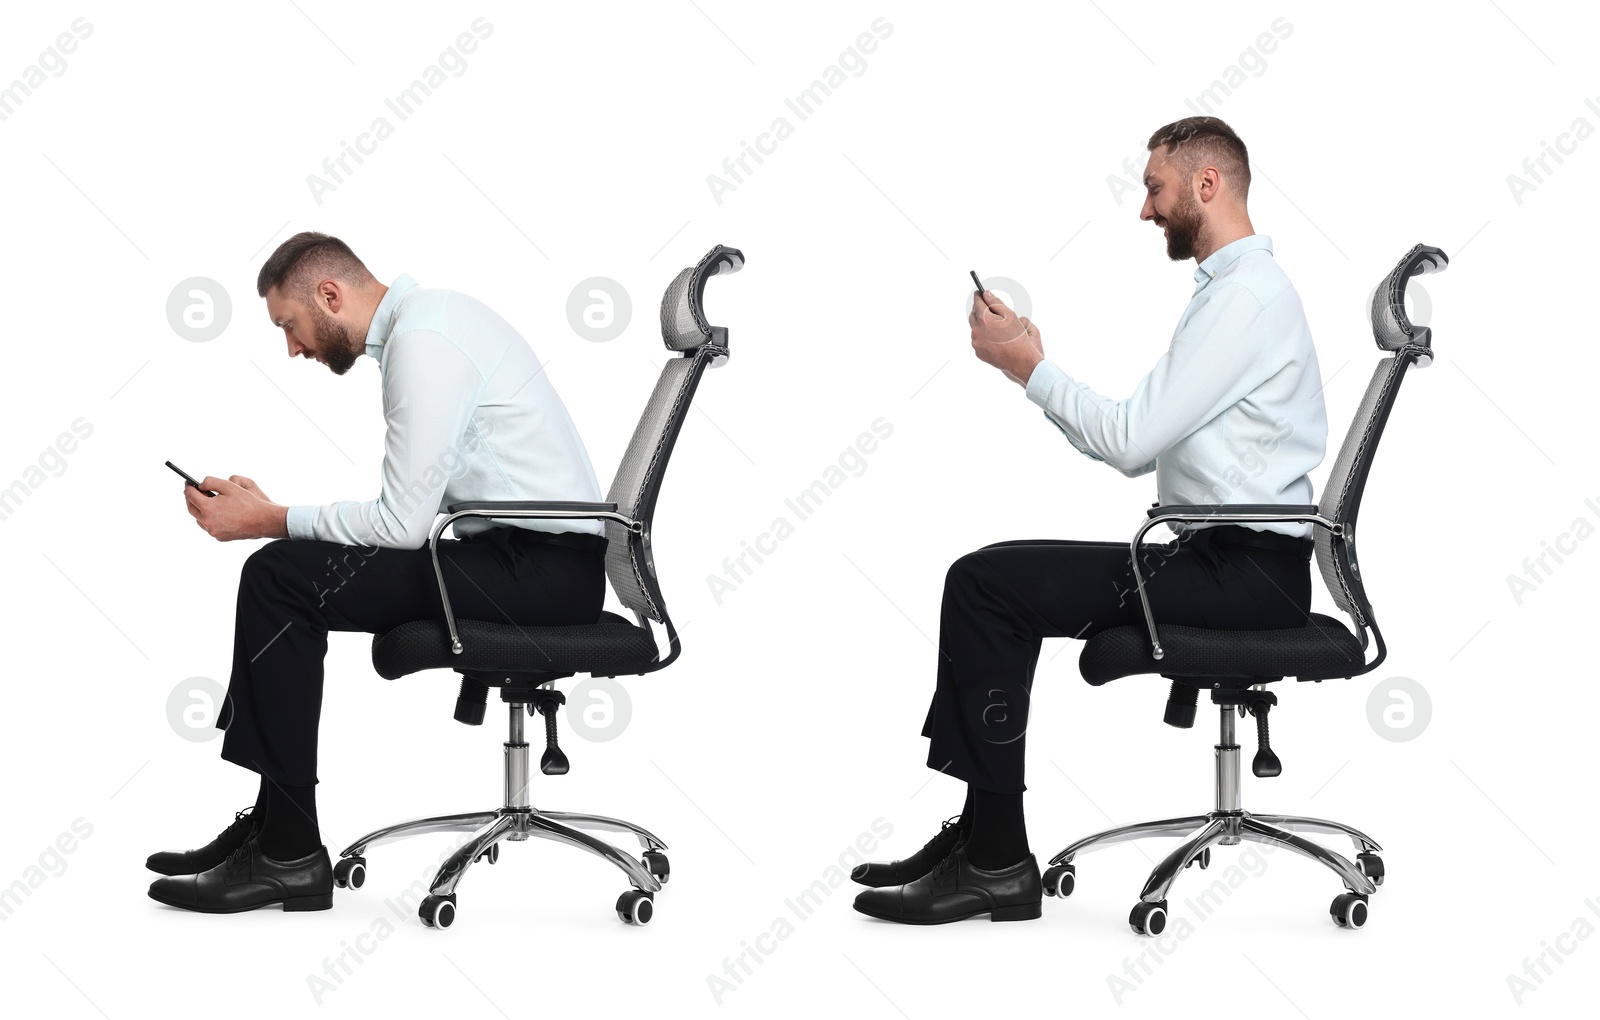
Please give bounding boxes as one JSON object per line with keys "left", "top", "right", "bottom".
{"left": 332, "top": 244, "right": 745, "bottom": 930}
{"left": 1043, "top": 243, "right": 1448, "bottom": 936}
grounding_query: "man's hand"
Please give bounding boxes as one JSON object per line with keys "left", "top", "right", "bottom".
{"left": 969, "top": 290, "right": 1046, "bottom": 387}
{"left": 228, "top": 474, "right": 271, "bottom": 502}
{"left": 184, "top": 475, "right": 289, "bottom": 542}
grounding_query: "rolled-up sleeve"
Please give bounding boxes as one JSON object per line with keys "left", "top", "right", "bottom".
{"left": 286, "top": 329, "right": 484, "bottom": 549}
{"left": 1023, "top": 283, "right": 1269, "bottom": 476}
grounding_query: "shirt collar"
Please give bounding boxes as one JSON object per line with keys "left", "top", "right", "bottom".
{"left": 364, "top": 273, "right": 418, "bottom": 358}
{"left": 1193, "top": 234, "right": 1272, "bottom": 292}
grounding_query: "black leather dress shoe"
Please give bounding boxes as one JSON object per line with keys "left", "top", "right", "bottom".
{"left": 852, "top": 816, "right": 967, "bottom": 888}
{"left": 146, "top": 806, "right": 261, "bottom": 876}
{"left": 148, "top": 836, "right": 334, "bottom": 913}
{"left": 853, "top": 846, "right": 1041, "bottom": 924}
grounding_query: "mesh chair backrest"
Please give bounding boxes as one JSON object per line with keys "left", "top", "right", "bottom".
{"left": 603, "top": 245, "right": 744, "bottom": 622}
{"left": 1313, "top": 244, "right": 1448, "bottom": 629}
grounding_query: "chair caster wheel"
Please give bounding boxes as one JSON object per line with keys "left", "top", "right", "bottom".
{"left": 1129, "top": 900, "right": 1168, "bottom": 937}
{"left": 1330, "top": 892, "right": 1369, "bottom": 929}
{"left": 476, "top": 844, "right": 500, "bottom": 865}
{"left": 1186, "top": 848, "right": 1211, "bottom": 870}
{"left": 643, "top": 850, "right": 670, "bottom": 885}
{"left": 1042, "top": 864, "right": 1075, "bottom": 898}
{"left": 617, "top": 890, "right": 654, "bottom": 925}
{"left": 333, "top": 857, "right": 366, "bottom": 890}
{"left": 1357, "top": 852, "right": 1384, "bottom": 887}
{"left": 420, "top": 893, "right": 457, "bottom": 929}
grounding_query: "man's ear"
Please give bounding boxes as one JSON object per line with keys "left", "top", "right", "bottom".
{"left": 317, "top": 278, "right": 343, "bottom": 315}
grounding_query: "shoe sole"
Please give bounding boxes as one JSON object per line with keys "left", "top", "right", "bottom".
{"left": 852, "top": 899, "right": 1042, "bottom": 924}
{"left": 147, "top": 889, "right": 334, "bottom": 914}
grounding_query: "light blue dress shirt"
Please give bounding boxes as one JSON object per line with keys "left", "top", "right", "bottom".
{"left": 286, "top": 274, "right": 604, "bottom": 549}
{"left": 1024, "top": 234, "right": 1327, "bottom": 539}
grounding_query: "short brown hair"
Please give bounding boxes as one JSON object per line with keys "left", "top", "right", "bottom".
{"left": 1147, "top": 116, "right": 1250, "bottom": 201}
{"left": 256, "top": 231, "right": 374, "bottom": 301}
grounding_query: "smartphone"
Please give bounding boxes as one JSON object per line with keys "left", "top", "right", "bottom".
{"left": 970, "top": 270, "right": 985, "bottom": 296}
{"left": 166, "top": 460, "right": 216, "bottom": 497}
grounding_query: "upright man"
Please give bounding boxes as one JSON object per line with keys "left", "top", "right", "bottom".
{"left": 852, "top": 117, "right": 1329, "bottom": 924}
{"left": 148, "top": 232, "right": 610, "bottom": 914}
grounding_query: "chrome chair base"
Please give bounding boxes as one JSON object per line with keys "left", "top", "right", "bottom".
{"left": 1045, "top": 706, "right": 1383, "bottom": 933}
{"left": 1049, "top": 809, "right": 1380, "bottom": 902}
{"left": 334, "top": 704, "right": 667, "bottom": 929}
{"left": 341, "top": 806, "right": 666, "bottom": 895}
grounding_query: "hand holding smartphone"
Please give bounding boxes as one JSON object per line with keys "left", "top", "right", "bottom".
{"left": 166, "top": 460, "right": 216, "bottom": 497}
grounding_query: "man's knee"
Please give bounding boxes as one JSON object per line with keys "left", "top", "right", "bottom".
{"left": 244, "top": 539, "right": 297, "bottom": 576}
{"left": 944, "top": 548, "right": 995, "bottom": 593}
{"left": 242, "top": 538, "right": 351, "bottom": 601}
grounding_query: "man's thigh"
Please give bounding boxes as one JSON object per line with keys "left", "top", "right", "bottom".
{"left": 960, "top": 535, "right": 1307, "bottom": 636}
{"left": 957, "top": 540, "right": 1158, "bottom": 636}
{"left": 251, "top": 532, "right": 594, "bottom": 637}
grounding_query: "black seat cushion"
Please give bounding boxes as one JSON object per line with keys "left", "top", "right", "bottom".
{"left": 372, "top": 611, "right": 660, "bottom": 680}
{"left": 1079, "top": 613, "right": 1365, "bottom": 685}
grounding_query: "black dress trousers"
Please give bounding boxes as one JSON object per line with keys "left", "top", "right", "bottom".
{"left": 215, "top": 525, "right": 607, "bottom": 787}
{"left": 921, "top": 525, "right": 1314, "bottom": 794}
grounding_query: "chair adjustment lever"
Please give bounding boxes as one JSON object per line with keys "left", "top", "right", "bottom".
{"left": 1250, "top": 701, "right": 1282, "bottom": 778}
{"left": 531, "top": 690, "right": 569, "bottom": 775}
{"left": 1210, "top": 688, "right": 1281, "bottom": 778}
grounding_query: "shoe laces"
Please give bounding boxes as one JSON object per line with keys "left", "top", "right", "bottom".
{"left": 217, "top": 806, "right": 255, "bottom": 843}
{"left": 922, "top": 815, "right": 963, "bottom": 853}
{"left": 223, "top": 836, "right": 256, "bottom": 873}
{"left": 929, "top": 846, "right": 963, "bottom": 888}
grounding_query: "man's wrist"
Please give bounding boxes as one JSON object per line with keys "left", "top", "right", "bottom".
{"left": 1018, "top": 351, "right": 1045, "bottom": 385}
{"left": 260, "top": 503, "right": 290, "bottom": 540}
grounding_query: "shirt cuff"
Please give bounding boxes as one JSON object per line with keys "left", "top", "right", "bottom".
{"left": 285, "top": 505, "right": 318, "bottom": 542}
{"left": 1025, "top": 358, "right": 1068, "bottom": 407}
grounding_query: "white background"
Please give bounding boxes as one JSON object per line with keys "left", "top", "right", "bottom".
{"left": 1, "top": 1, "right": 1595, "bottom": 1016}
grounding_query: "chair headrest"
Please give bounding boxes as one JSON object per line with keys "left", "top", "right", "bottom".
{"left": 1370, "top": 243, "right": 1448, "bottom": 366}
{"left": 661, "top": 244, "right": 744, "bottom": 364}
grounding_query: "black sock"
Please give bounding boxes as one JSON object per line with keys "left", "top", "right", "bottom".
{"left": 256, "top": 781, "right": 321, "bottom": 860}
{"left": 253, "top": 776, "right": 269, "bottom": 826}
{"left": 963, "top": 788, "right": 1029, "bottom": 869}
{"left": 957, "top": 785, "right": 975, "bottom": 830}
